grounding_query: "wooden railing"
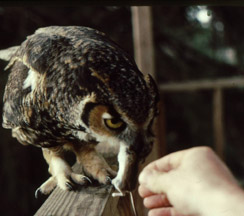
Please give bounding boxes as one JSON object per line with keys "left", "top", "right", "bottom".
{"left": 159, "top": 76, "right": 244, "bottom": 159}
{"left": 159, "top": 77, "right": 244, "bottom": 92}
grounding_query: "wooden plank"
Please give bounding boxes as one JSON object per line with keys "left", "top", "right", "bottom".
{"left": 159, "top": 77, "right": 244, "bottom": 92}
{"left": 213, "top": 88, "right": 225, "bottom": 159}
{"left": 35, "top": 163, "right": 136, "bottom": 216}
{"left": 35, "top": 185, "right": 116, "bottom": 216}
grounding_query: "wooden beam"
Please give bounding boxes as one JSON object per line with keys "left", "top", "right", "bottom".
{"left": 35, "top": 163, "right": 137, "bottom": 216}
{"left": 35, "top": 184, "right": 115, "bottom": 216}
{"left": 159, "top": 77, "right": 244, "bottom": 92}
{"left": 213, "top": 88, "right": 225, "bottom": 159}
{"left": 131, "top": 6, "right": 155, "bottom": 78}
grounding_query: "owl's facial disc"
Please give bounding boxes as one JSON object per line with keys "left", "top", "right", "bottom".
{"left": 87, "top": 104, "right": 156, "bottom": 192}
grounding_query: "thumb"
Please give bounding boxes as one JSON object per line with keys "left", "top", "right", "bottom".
{"left": 139, "top": 168, "right": 170, "bottom": 194}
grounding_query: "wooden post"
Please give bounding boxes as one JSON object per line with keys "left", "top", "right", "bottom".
{"left": 131, "top": 6, "right": 166, "bottom": 160}
{"left": 131, "top": 6, "right": 167, "bottom": 216}
{"left": 131, "top": 6, "right": 155, "bottom": 78}
{"left": 213, "top": 88, "right": 225, "bottom": 159}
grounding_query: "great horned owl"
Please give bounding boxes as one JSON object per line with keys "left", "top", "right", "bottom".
{"left": 2, "top": 26, "right": 159, "bottom": 196}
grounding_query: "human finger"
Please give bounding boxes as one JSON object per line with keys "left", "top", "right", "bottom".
{"left": 139, "top": 169, "right": 171, "bottom": 194}
{"left": 144, "top": 194, "right": 171, "bottom": 209}
{"left": 138, "top": 184, "right": 156, "bottom": 198}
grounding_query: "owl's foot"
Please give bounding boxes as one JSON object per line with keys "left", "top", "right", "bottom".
{"left": 90, "top": 167, "right": 116, "bottom": 185}
{"left": 82, "top": 160, "right": 117, "bottom": 185}
{"left": 75, "top": 146, "right": 117, "bottom": 185}
{"left": 38, "top": 148, "right": 91, "bottom": 198}
{"left": 35, "top": 176, "right": 56, "bottom": 198}
{"left": 35, "top": 172, "right": 91, "bottom": 198}
{"left": 54, "top": 170, "right": 90, "bottom": 191}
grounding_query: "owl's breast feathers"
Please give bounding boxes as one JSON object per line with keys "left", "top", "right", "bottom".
{"left": 2, "top": 26, "right": 158, "bottom": 147}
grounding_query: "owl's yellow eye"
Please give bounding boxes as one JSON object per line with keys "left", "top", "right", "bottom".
{"left": 104, "top": 118, "right": 124, "bottom": 130}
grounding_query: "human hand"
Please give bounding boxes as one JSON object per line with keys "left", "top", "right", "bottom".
{"left": 138, "top": 146, "right": 244, "bottom": 216}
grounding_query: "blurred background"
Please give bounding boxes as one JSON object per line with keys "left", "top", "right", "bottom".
{"left": 1, "top": 6, "right": 244, "bottom": 215}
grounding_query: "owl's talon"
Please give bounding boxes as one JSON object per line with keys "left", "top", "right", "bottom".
{"left": 70, "top": 172, "right": 90, "bottom": 186}
{"left": 83, "top": 176, "right": 92, "bottom": 184}
{"left": 35, "top": 176, "right": 57, "bottom": 197}
{"left": 34, "top": 187, "right": 49, "bottom": 198}
{"left": 105, "top": 176, "right": 112, "bottom": 185}
{"left": 35, "top": 187, "right": 41, "bottom": 199}
{"left": 65, "top": 181, "right": 74, "bottom": 191}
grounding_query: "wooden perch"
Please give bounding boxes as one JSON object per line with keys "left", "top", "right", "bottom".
{"left": 158, "top": 76, "right": 244, "bottom": 159}
{"left": 35, "top": 150, "right": 137, "bottom": 216}
{"left": 35, "top": 183, "right": 136, "bottom": 216}
{"left": 0, "top": 46, "right": 19, "bottom": 61}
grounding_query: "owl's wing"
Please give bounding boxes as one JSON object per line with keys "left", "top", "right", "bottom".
{"left": 2, "top": 26, "right": 105, "bottom": 131}
{"left": 2, "top": 27, "right": 88, "bottom": 129}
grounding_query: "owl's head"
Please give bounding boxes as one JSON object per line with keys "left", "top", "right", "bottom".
{"left": 62, "top": 26, "right": 160, "bottom": 192}
{"left": 82, "top": 73, "right": 159, "bottom": 159}
{"left": 80, "top": 55, "right": 159, "bottom": 191}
